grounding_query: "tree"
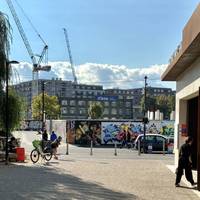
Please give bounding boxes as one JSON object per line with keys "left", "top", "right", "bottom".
{"left": 156, "top": 95, "right": 175, "bottom": 119}
{"left": 88, "top": 102, "right": 104, "bottom": 119}
{"left": 0, "top": 11, "right": 11, "bottom": 84}
{"left": 140, "top": 95, "right": 157, "bottom": 113}
{"left": 168, "top": 95, "right": 175, "bottom": 113}
{"left": 0, "top": 89, "right": 25, "bottom": 132}
{"left": 32, "top": 93, "right": 60, "bottom": 120}
{"left": 0, "top": 12, "right": 24, "bottom": 134}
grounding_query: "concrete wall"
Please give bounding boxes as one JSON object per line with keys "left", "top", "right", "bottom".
{"left": 177, "top": 56, "right": 200, "bottom": 95}
{"left": 175, "top": 56, "right": 200, "bottom": 167}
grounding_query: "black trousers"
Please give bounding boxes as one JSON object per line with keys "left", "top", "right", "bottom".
{"left": 175, "top": 158, "right": 194, "bottom": 185}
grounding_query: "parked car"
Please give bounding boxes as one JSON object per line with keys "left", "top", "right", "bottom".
{"left": 134, "top": 134, "right": 168, "bottom": 152}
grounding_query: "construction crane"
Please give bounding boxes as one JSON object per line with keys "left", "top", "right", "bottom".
{"left": 6, "top": 0, "right": 51, "bottom": 97}
{"left": 63, "top": 28, "right": 78, "bottom": 84}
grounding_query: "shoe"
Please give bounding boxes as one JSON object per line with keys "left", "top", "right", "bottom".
{"left": 175, "top": 183, "right": 180, "bottom": 187}
{"left": 54, "top": 156, "right": 58, "bottom": 160}
{"left": 191, "top": 182, "right": 196, "bottom": 186}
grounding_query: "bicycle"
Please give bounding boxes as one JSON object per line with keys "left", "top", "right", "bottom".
{"left": 30, "top": 140, "right": 53, "bottom": 163}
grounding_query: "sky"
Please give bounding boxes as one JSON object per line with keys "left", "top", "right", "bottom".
{"left": 1, "top": 0, "right": 200, "bottom": 89}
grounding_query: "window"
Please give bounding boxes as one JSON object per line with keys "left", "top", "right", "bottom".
{"left": 126, "top": 96, "right": 132, "bottom": 100}
{"left": 111, "top": 108, "right": 117, "bottom": 115}
{"left": 104, "top": 108, "right": 109, "bottom": 115}
{"left": 119, "top": 95, "right": 123, "bottom": 100}
{"left": 79, "top": 108, "right": 86, "bottom": 115}
{"left": 70, "top": 108, "right": 76, "bottom": 114}
{"left": 125, "top": 102, "right": 131, "bottom": 107}
{"left": 104, "top": 101, "right": 109, "bottom": 106}
{"left": 70, "top": 100, "right": 76, "bottom": 106}
{"left": 78, "top": 100, "right": 86, "bottom": 106}
{"left": 62, "top": 100, "right": 68, "bottom": 105}
{"left": 119, "top": 109, "right": 123, "bottom": 115}
{"left": 111, "top": 101, "right": 117, "bottom": 107}
{"left": 61, "top": 107, "right": 67, "bottom": 114}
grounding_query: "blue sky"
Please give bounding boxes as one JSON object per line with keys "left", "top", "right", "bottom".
{"left": 1, "top": 0, "right": 200, "bottom": 89}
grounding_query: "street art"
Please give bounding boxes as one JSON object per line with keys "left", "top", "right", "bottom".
{"left": 56, "top": 120, "right": 175, "bottom": 145}
{"left": 101, "top": 121, "right": 175, "bottom": 144}
{"left": 74, "top": 121, "right": 101, "bottom": 145}
{"left": 101, "top": 122, "right": 142, "bottom": 144}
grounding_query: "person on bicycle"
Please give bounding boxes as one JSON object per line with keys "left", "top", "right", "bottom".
{"left": 50, "top": 131, "right": 57, "bottom": 142}
{"left": 51, "top": 136, "right": 62, "bottom": 160}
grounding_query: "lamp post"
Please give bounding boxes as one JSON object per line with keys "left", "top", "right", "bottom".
{"left": 143, "top": 76, "right": 148, "bottom": 153}
{"left": 42, "top": 81, "right": 50, "bottom": 132}
{"left": 5, "top": 60, "right": 19, "bottom": 165}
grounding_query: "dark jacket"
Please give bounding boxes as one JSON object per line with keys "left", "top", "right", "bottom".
{"left": 179, "top": 143, "right": 192, "bottom": 164}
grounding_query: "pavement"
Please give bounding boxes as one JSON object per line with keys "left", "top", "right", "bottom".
{"left": 0, "top": 131, "right": 198, "bottom": 200}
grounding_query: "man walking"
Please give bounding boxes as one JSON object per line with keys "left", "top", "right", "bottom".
{"left": 175, "top": 137, "right": 196, "bottom": 187}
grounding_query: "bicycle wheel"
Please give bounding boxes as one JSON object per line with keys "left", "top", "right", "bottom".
{"left": 30, "top": 149, "right": 40, "bottom": 163}
{"left": 44, "top": 152, "right": 52, "bottom": 161}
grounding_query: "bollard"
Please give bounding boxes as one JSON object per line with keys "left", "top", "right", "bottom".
{"left": 114, "top": 141, "right": 117, "bottom": 156}
{"left": 163, "top": 139, "right": 165, "bottom": 155}
{"left": 138, "top": 139, "right": 141, "bottom": 156}
{"left": 90, "top": 140, "right": 93, "bottom": 156}
{"left": 66, "top": 142, "right": 69, "bottom": 155}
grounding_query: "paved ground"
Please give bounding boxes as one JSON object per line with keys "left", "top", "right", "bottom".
{"left": 0, "top": 144, "right": 199, "bottom": 200}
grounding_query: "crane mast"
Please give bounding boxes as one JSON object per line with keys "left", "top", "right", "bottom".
{"left": 6, "top": 0, "right": 50, "bottom": 97}
{"left": 63, "top": 28, "right": 78, "bottom": 84}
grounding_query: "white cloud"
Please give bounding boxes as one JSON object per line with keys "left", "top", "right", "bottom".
{"left": 11, "top": 61, "right": 175, "bottom": 89}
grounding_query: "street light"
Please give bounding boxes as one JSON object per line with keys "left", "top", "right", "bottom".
{"left": 5, "top": 60, "right": 19, "bottom": 165}
{"left": 42, "top": 81, "right": 50, "bottom": 132}
{"left": 143, "top": 76, "right": 148, "bottom": 153}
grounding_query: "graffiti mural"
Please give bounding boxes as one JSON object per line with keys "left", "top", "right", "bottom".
{"left": 66, "top": 120, "right": 175, "bottom": 145}
{"left": 147, "top": 121, "right": 174, "bottom": 137}
{"left": 101, "top": 122, "right": 143, "bottom": 144}
{"left": 101, "top": 121, "right": 175, "bottom": 144}
{"left": 75, "top": 121, "right": 101, "bottom": 145}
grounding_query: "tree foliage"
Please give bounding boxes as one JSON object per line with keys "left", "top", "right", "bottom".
{"left": 156, "top": 95, "right": 175, "bottom": 118}
{"left": 140, "top": 95, "right": 157, "bottom": 112}
{"left": 140, "top": 94, "right": 175, "bottom": 119}
{"left": 0, "top": 89, "right": 25, "bottom": 133}
{"left": 0, "top": 12, "right": 24, "bottom": 134}
{"left": 88, "top": 102, "right": 104, "bottom": 119}
{"left": 32, "top": 93, "right": 60, "bottom": 120}
{"left": 0, "top": 11, "right": 11, "bottom": 84}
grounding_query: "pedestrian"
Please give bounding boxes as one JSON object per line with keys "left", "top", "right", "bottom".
{"left": 175, "top": 136, "right": 196, "bottom": 187}
{"left": 42, "top": 130, "right": 48, "bottom": 150}
{"left": 42, "top": 130, "right": 48, "bottom": 141}
{"left": 50, "top": 131, "right": 57, "bottom": 142}
{"left": 120, "top": 130, "right": 127, "bottom": 148}
{"left": 51, "top": 136, "right": 62, "bottom": 159}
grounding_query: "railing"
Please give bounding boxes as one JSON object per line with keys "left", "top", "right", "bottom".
{"left": 168, "top": 42, "right": 182, "bottom": 64}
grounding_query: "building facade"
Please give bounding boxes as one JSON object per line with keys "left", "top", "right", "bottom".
{"left": 162, "top": 3, "right": 200, "bottom": 190}
{"left": 13, "top": 79, "right": 175, "bottom": 121}
{"left": 13, "top": 79, "right": 133, "bottom": 120}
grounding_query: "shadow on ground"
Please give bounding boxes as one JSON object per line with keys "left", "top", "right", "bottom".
{"left": 0, "top": 164, "right": 139, "bottom": 200}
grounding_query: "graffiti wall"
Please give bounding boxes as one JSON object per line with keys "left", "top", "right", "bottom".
{"left": 74, "top": 121, "right": 101, "bottom": 145}
{"left": 101, "top": 122, "right": 142, "bottom": 144}
{"left": 101, "top": 120, "right": 174, "bottom": 144}
{"left": 64, "top": 120, "right": 175, "bottom": 145}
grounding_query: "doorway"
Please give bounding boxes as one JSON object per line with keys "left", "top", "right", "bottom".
{"left": 187, "top": 97, "right": 198, "bottom": 169}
